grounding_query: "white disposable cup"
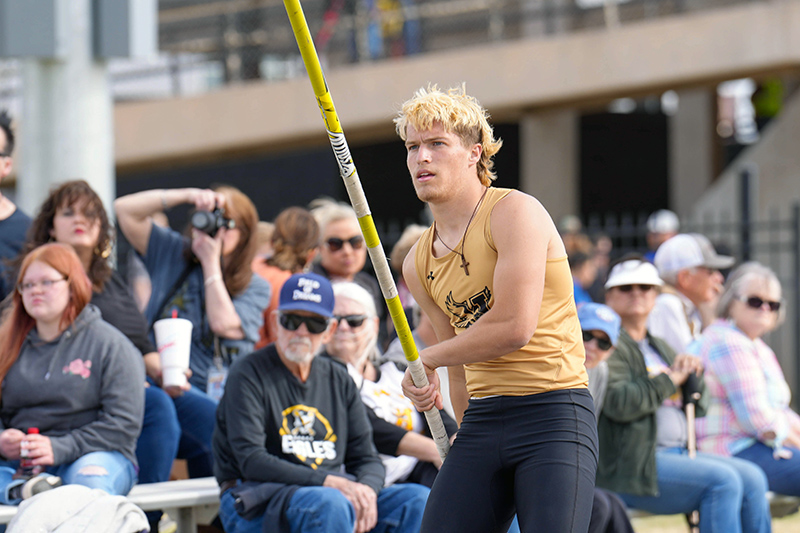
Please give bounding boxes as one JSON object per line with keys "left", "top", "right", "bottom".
{"left": 153, "top": 318, "right": 193, "bottom": 388}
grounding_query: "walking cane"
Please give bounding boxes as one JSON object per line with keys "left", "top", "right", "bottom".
{"left": 684, "top": 373, "right": 703, "bottom": 533}
{"left": 282, "top": 0, "right": 450, "bottom": 461}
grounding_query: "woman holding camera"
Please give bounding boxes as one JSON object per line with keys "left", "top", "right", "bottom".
{"left": 115, "top": 186, "right": 270, "bottom": 478}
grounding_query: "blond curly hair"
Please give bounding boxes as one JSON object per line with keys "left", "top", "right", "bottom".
{"left": 393, "top": 83, "right": 503, "bottom": 187}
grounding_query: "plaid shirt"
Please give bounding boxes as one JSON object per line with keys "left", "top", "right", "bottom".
{"left": 689, "top": 319, "right": 800, "bottom": 455}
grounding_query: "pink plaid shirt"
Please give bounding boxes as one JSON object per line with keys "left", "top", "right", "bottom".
{"left": 689, "top": 319, "right": 800, "bottom": 456}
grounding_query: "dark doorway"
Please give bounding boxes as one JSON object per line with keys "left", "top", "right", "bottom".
{"left": 579, "top": 112, "right": 669, "bottom": 218}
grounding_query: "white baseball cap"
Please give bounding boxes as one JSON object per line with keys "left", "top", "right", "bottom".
{"left": 605, "top": 259, "right": 664, "bottom": 289}
{"left": 646, "top": 210, "right": 680, "bottom": 234}
{"left": 654, "top": 234, "right": 735, "bottom": 277}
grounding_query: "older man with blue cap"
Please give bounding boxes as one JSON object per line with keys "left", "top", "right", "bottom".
{"left": 213, "top": 272, "right": 428, "bottom": 533}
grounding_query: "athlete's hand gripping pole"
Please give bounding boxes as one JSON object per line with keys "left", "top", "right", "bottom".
{"left": 283, "top": 0, "right": 450, "bottom": 461}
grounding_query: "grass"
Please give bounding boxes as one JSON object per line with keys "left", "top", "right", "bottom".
{"left": 631, "top": 512, "right": 800, "bottom": 532}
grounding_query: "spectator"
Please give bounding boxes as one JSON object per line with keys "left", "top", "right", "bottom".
{"left": 254, "top": 206, "right": 320, "bottom": 348}
{"left": 577, "top": 302, "right": 635, "bottom": 533}
{"left": 0, "top": 110, "right": 30, "bottom": 302}
{"left": 644, "top": 210, "right": 679, "bottom": 263}
{"left": 326, "top": 281, "right": 457, "bottom": 488}
{"left": 690, "top": 262, "right": 800, "bottom": 496}
{"left": 383, "top": 304, "right": 456, "bottom": 420}
{"left": 598, "top": 257, "right": 771, "bottom": 532}
{"left": 0, "top": 243, "right": 144, "bottom": 502}
{"left": 310, "top": 198, "right": 387, "bottom": 346}
{"left": 21, "top": 180, "right": 181, "bottom": 531}
{"left": 114, "top": 186, "right": 271, "bottom": 479}
{"left": 252, "top": 220, "right": 276, "bottom": 264}
{"left": 126, "top": 211, "right": 169, "bottom": 313}
{"left": 389, "top": 224, "right": 427, "bottom": 309}
{"left": 588, "top": 233, "right": 612, "bottom": 303}
{"left": 570, "top": 251, "right": 598, "bottom": 305}
{"left": 577, "top": 302, "right": 621, "bottom": 417}
{"left": 649, "top": 233, "right": 734, "bottom": 354}
{"left": 212, "top": 272, "right": 428, "bottom": 533}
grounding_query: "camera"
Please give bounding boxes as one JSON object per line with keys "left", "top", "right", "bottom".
{"left": 191, "top": 207, "right": 236, "bottom": 236}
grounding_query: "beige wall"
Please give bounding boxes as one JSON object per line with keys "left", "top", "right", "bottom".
{"left": 115, "top": 1, "right": 800, "bottom": 170}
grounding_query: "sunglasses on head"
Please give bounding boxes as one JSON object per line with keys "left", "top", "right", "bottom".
{"left": 326, "top": 236, "right": 364, "bottom": 252}
{"left": 335, "top": 314, "right": 368, "bottom": 328}
{"left": 739, "top": 295, "right": 781, "bottom": 312}
{"left": 278, "top": 313, "right": 330, "bottom": 334}
{"left": 582, "top": 330, "right": 613, "bottom": 351}
{"left": 617, "top": 284, "right": 655, "bottom": 293}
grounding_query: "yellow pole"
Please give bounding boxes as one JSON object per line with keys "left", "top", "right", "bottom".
{"left": 283, "top": 0, "right": 450, "bottom": 460}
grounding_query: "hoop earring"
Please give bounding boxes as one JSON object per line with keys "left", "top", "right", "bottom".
{"left": 94, "top": 244, "right": 111, "bottom": 259}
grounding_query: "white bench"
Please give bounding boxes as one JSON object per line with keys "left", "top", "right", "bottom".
{"left": 0, "top": 477, "right": 220, "bottom": 531}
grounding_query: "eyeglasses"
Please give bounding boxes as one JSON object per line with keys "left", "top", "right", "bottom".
{"left": 335, "top": 314, "right": 368, "bottom": 328}
{"left": 326, "top": 236, "right": 364, "bottom": 252}
{"left": 17, "top": 278, "right": 67, "bottom": 294}
{"left": 278, "top": 313, "right": 330, "bottom": 334}
{"left": 616, "top": 284, "right": 655, "bottom": 293}
{"left": 582, "top": 330, "right": 613, "bottom": 351}
{"left": 739, "top": 295, "right": 781, "bottom": 312}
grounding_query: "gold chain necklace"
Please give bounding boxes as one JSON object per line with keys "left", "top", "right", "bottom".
{"left": 434, "top": 187, "right": 488, "bottom": 276}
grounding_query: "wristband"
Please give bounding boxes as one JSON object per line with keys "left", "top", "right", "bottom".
{"left": 204, "top": 274, "right": 222, "bottom": 288}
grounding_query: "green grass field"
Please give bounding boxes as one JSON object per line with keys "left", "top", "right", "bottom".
{"left": 631, "top": 512, "right": 800, "bottom": 532}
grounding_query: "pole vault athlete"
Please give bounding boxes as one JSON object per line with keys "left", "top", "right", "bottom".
{"left": 398, "top": 84, "right": 598, "bottom": 533}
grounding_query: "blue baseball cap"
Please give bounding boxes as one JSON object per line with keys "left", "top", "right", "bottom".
{"left": 577, "top": 303, "right": 621, "bottom": 347}
{"left": 278, "top": 273, "right": 334, "bottom": 317}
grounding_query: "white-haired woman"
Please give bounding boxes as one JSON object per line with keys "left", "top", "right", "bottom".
{"left": 690, "top": 261, "right": 800, "bottom": 496}
{"left": 600, "top": 256, "right": 771, "bottom": 532}
{"left": 326, "top": 281, "right": 457, "bottom": 488}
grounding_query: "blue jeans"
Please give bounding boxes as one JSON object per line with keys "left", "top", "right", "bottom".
{"left": 736, "top": 441, "right": 800, "bottom": 496}
{"left": 618, "top": 448, "right": 771, "bottom": 533}
{"left": 173, "top": 385, "right": 218, "bottom": 478}
{"left": 421, "top": 390, "right": 598, "bottom": 533}
{"left": 219, "top": 484, "right": 429, "bottom": 533}
{"left": 0, "top": 450, "right": 136, "bottom": 504}
{"left": 137, "top": 385, "right": 181, "bottom": 484}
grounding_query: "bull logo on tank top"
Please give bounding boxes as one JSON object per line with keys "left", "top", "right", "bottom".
{"left": 445, "top": 286, "right": 491, "bottom": 329}
{"left": 279, "top": 404, "right": 338, "bottom": 468}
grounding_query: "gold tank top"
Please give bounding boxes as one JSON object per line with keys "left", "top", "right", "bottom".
{"left": 415, "top": 187, "right": 588, "bottom": 398}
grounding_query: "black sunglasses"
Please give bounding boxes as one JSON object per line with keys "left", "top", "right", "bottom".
{"left": 617, "top": 284, "right": 655, "bottom": 293}
{"left": 740, "top": 295, "right": 781, "bottom": 312}
{"left": 582, "top": 330, "right": 613, "bottom": 351}
{"left": 335, "top": 314, "right": 368, "bottom": 328}
{"left": 279, "top": 313, "right": 330, "bottom": 334}
{"left": 326, "top": 236, "right": 364, "bottom": 252}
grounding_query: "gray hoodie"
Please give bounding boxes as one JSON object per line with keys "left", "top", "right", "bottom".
{"left": 0, "top": 304, "right": 145, "bottom": 467}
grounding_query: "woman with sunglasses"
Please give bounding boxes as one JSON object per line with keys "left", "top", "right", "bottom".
{"left": 325, "top": 281, "right": 457, "bottom": 489}
{"left": 310, "top": 199, "right": 387, "bottom": 345}
{"left": 599, "top": 256, "right": 771, "bottom": 533}
{"left": 0, "top": 243, "right": 143, "bottom": 502}
{"left": 690, "top": 261, "right": 800, "bottom": 497}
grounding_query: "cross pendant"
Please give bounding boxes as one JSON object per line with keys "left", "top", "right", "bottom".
{"left": 460, "top": 256, "right": 470, "bottom": 275}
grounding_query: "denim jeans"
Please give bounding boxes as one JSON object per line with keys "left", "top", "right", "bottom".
{"left": 736, "top": 441, "right": 800, "bottom": 496}
{"left": 219, "top": 484, "right": 429, "bottom": 533}
{"left": 137, "top": 385, "right": 181, "bottom": 484}
{"left": 618, "top": 448, "right": 771, "bottom": 533}
{"left": 0, "top": 450, "right": 137, "bottom": 504}
{"left": 173, "top": 385, "right": 218, "bottom": 478}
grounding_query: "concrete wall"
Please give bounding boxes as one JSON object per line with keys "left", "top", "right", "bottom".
{"left": 114, "top": 1, "right": 800, "bottom": 171}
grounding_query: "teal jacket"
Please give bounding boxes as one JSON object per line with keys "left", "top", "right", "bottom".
{"left": 596, "top": 328, "right": 708, "bottom": 496}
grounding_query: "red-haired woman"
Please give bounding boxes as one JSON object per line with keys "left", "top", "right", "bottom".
{"left": 0, "top": 243, "right": 143, "bottom": 503}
